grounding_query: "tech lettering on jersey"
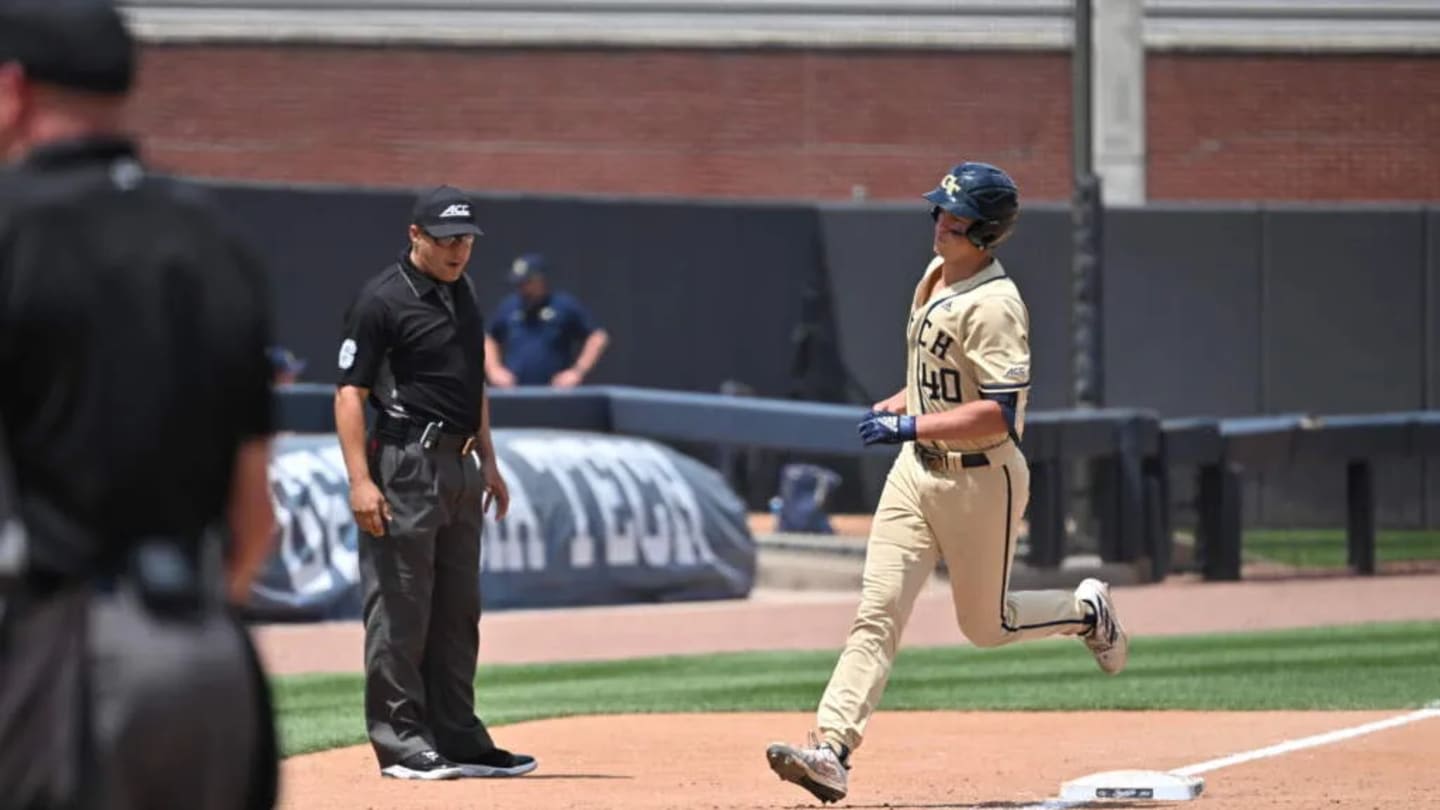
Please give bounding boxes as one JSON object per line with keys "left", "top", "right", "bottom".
{"left": 915, "top": 317, "right": 955, "bottom": 362}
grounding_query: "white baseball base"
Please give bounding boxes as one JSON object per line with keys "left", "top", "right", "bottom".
{"left": 1059, "top": 769, "right": 1205, "bottom": 801}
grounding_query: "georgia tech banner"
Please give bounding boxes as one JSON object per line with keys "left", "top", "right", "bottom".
{"left": 248, "top": 430, "right": 756, "bottom": 620}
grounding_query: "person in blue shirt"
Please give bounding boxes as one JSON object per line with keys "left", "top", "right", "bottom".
{"left": 484, "top": 254, "right": 609, "bottom": 387}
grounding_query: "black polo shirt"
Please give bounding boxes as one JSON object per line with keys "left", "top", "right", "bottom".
{"left": 0, "top": 136, "right": 274, "bottom": 578}
{"left": 337, "top": 253, "right": 486, "bottom": 432}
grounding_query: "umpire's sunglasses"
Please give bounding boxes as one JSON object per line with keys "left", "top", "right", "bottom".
{"left": 427, "top": 233, "right": 475, "bottom": 248}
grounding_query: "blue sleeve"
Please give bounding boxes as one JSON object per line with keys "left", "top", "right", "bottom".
{"left": 563, "top": 294, "right": 598, "bottom": 339}
{"left": 980, "top": 391, "right": 1020, "bottom": 445}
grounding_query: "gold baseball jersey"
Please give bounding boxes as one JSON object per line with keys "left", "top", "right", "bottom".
{"left": 904, "top": 256, "right": 1030, "bottom": 454}
{"left": 815, "top": 256, "right": 1094, "bottom": 757}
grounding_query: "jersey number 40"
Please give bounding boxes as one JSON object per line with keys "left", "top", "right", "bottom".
{"left": 921, "top": 365, "right": 963, "bottom": 404}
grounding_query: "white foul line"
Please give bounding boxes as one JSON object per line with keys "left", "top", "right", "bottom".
{"left": 1018, "top": 702, "right": 1440, "bottom": 810}
{"left": 1172, "top": 705, "right": 1440, "bottom": 777}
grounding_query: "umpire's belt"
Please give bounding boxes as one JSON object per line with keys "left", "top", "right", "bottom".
{"left": 912, "top": 443, "right": 991, "bottom": 472}
{"left": 373, "top": 414, "right": 474, "bottom": 454}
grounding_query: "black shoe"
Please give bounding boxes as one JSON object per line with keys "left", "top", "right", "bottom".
{"left": 380, "top": 750, "right": 464, "bottom": 781}
{"left": 453, "top": 747, "right": 538, "bottom": 778}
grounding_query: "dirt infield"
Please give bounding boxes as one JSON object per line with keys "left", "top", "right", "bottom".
{"left": 277, "top": 711, "right": 1440, "bottom": 809}
{"left": 265, "top": 573, "right": 1440, "bottom": 808}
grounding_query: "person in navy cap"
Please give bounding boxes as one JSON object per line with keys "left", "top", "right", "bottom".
{"left": 268, "top": 346, "right": 307, "bottom": 385}
{"left": 484, "top": 253, "right": 609, "bottom": 388}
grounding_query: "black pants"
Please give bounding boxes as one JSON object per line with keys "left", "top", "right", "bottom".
{"left": 0, "top": 583, "right": 276, "bottom": 810}
{"left": 360, "top": 436, "right": 494, "bottom": 768}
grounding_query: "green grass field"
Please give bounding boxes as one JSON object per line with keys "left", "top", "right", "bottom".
{"left": 1243, "top": 529, "right": 1440, "bottom": 568}
{"left": 272, "top": 620, "right": 1440, "bottom": 758}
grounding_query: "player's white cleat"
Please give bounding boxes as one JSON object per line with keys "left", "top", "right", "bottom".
{"left": 766, "top": 732, "right": 849, "bottom": 804}
{"left": 1076, "top": 577, "right": 1128, "bottom": 675}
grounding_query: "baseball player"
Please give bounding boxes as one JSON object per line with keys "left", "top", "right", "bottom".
{"left": 765, "top": 162, "right": 1128, "bottom": 804}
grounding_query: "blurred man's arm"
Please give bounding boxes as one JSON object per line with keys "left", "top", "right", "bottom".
{"left": 574, "top": 328, "right": 609, "bottom": 378}
{"left": 225, "top": 241, "right": 279, "bottom": 605}
{"left": 553, "top": 328, "right": 608, "bottom": 388}
{"left": 225, "top": 437, "right": 275, "bottom": 604}
{"left": 220, "top": 242, "right": 276, "bottom": 602}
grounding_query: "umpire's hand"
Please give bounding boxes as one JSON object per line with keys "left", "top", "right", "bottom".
{"left": 481, "top": 459, "right": 510, "bottom": 520}
{"left": 350, "top": 478, "right": 392, "bottom": 536}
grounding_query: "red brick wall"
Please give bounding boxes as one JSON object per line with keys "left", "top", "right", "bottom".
{"left": 1147, "top": 54, "right": 1440, "bottom": 201}
{"left": 126, "top": 45, "right": 1438, "bottom": 202}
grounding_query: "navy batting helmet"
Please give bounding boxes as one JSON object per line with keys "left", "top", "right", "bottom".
{"left": 923, "top": 162, "right": 1020, "bottom": 250}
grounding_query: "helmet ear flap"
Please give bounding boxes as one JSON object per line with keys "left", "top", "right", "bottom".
{"left": 964, "top": 219, "right": 996, "bottom": 249}
{"left": 929, "top": 206, "right": 942, "bottom": 222}
{"left": 964, "top": 218, "right": 1016, "bottom": 250}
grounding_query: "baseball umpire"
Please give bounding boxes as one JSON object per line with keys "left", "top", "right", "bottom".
{"left": 765, "top": 162, "right": 1129, "bottom": 804}
{"left": 335, "top": 185, "right": 537, "bottom": 780}
{"left": 0, "top": 1, "right": 278, "bottom": 807}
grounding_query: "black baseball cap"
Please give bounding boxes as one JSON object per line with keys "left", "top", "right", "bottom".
{"left": 0, "top": 0, "right": 135, "bottom": 96}
{"left": 411, "top": 185, "right": 484, "bottom": 239}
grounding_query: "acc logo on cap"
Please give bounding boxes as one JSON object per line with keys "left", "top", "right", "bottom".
{"left": 439, "top": 203, "right": 471, "bottom": 218}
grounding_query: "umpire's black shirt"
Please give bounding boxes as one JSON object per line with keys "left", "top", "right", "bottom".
{"left": 0, "top": 137, "right": 274, "bottom": 578}
{"left": 338, "top": 253, "right": 486, "bottom": 432}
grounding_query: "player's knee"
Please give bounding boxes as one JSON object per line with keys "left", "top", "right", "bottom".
{"left": 957, "top": 615, "right": 1009, "bottom": 648}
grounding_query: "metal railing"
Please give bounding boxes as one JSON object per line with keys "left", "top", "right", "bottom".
{"left": 281, "top": 384, "right": 1438, "bottom": 581}
{"left": 119, "top": 0, "right": 1440, "bottom": 51}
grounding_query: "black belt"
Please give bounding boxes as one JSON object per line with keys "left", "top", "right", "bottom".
{"left": 913, "top": 444, "right": 991, "bottom": 472}
{"left": 373, "top": 414, "right": 475, "bottom": 454}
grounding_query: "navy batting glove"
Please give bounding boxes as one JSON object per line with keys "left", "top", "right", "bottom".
{"left": 857, "top": 411, "right": 917, "bottom": 446}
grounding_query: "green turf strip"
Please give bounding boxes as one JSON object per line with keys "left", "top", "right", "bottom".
{"left": 272, "top": 620, "right": 1440, "bottom": 757}
{"left": 1243, "top": 529, "right": 1440, "bottom": 568}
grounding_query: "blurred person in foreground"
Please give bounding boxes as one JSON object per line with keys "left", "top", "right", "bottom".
{"left": 484, "top": 253, "right": 609, "bottom": 388}
{"left": 0, "top": 1, "right": 279, "bottom": 807}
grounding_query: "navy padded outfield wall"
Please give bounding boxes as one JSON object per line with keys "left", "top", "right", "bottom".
{"left": 249, "top": 430, "right": 756, "bottom": 621}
